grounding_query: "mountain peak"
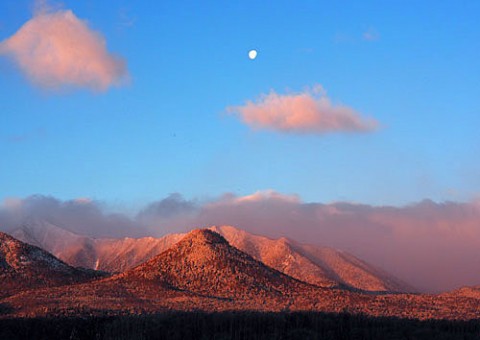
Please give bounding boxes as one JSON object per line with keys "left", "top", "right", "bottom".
{"left": 177, "top": 228, "right": 228, "bottom": 246}
{"left": 119, "top": 227, "right": 304, "bottom": 299}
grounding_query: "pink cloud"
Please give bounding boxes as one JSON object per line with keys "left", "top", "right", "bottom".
{"left": 228, "top": 86, "right": 379, "bottom": 134}
{"left": 223, "top": 190, "right": 300, "bottom": 204}
{"left": 0, "top": 6, "right": 127, "bottom": 91}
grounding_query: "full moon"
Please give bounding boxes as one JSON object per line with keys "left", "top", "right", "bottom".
{"left": 248, "top": 50, "right": 257, "bottom": 60}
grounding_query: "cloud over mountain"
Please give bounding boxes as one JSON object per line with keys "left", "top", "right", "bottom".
{"left": 228, "top": 86, "right": 379, "bottom": 134}
{"left": 0, "top": 195, "right": 142, "bottom": 238}
{"left": 2, "top": 192, "right": 480, "bottom": 292}
{"left": 0, "top": 3, "right": 127, "bottom": 90}
{"left": 138, "top": 192, "right": 480, "bottom": 292}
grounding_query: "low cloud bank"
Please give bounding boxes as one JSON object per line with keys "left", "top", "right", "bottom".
{"left": 0, "top": 195, "right": 142, "bottom": 238}
{"left": 2, "top": 191, "right": 480, "bottom": 292}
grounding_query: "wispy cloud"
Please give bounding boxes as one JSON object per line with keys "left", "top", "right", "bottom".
{"left": 363, "top": 27, "right": 380, "bottom": 42}
{"left": 216, "top": 190, "right": 300, "bottom": 205}
{"left": 0, "top": 2, "right": 127, "bottom": 91}
{"left": 228, "top": 85, "right": 379, "bottom": 135}
{"left": 4, "top": 128, "right": 46, "bottom": 143}
{"left": 118, "top": 7, "right": 137, "bottom": 28}
{"left": 334, "top": 27, "right": 380, "bottom": 44}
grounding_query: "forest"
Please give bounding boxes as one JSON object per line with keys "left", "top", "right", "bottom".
{"left": 0, "top": 311, "right": 479, "bottom": 340}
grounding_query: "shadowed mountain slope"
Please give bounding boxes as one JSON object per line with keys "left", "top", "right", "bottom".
{"left": 0, "top": 232, "right": 102, "bottom": 299}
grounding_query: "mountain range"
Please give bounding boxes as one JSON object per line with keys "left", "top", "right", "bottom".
{"left": 11, "top": 219, "right": 411, "bottom": 292}
{"left": 1, "top": 222, "right": 480, "bottom": 320}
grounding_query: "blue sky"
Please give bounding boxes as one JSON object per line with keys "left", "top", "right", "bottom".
{"left": 1, "top": 0, "right": 479, "bottom": 208}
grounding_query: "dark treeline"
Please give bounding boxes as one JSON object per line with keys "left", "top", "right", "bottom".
{"left": 0, "top": 312, "right": 479, "bottom": 340}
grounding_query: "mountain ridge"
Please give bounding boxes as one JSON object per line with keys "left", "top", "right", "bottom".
{"left": 1, "top": 229, "right": 480, "bottom": 320}
{"left": 209, "top": 225, "right": 413, "bottom": 292}
{"left": 11, "top": 220, "right": 413, "bottom": 292}
{"left": 0, "top": 231, "right": 103, "bottom": 299}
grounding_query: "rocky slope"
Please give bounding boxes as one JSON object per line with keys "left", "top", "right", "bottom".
{"left": 118, "top": 229, "right": 307, "bottom": 299}
{"left": 0, "top": 232, "right": 102, "bottom": 299}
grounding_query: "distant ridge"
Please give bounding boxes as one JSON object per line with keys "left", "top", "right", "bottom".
{"left": 12, "top": 219, "right": 184, "bottom": 273}
{"left": 210, "top": 225, "right": 414, "bottom": 292}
